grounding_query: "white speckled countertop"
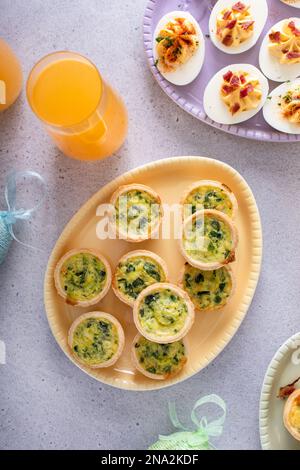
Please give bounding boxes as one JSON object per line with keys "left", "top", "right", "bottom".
{"left": 0, "top": 0, "right": 300, "bottom": 451}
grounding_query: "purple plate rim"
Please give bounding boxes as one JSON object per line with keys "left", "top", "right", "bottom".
{"left": 143, "top": 0, "right": 300, "bottom": 143}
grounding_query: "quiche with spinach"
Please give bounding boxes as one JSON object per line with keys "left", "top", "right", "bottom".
{"left": 68, "top": 312, "right": 124, "bottom": 369}
{"left": 113, "top": 250, "right": 168, "bottom": 306}
{"left": 180, "top": 263, "right": 234, "bottom": 311}
{"left": 132, "top": 334, "right": 187, "bottom": 380}
{"left": 133, "top": 282, "right": 194, "bottom": 343}
{"left": 54, "top": 248, "right": 111, "bottom": 307}
{"left": 181, "top": 180, "right": 237, "bottom": 220}
{"left": 110, "top": 184, "right": 163, "bottom": 242}
{"left": 180, "top": 209, "right": 238, "bottom": 270}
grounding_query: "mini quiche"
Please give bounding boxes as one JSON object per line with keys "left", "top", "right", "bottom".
{"left": 131, "top": 334, "right": 187, "bottom": 380}
{"left": 180, "top": 209, "right": 238, "bottom": 270}
{"left": 179, "top": 263, "right": 234, "bottom": 312}
{"left": 133, "top": 282, "right": 195, "bottom": 344}
{"left": 68, "top": 312, "right": 125, "bottom": 369}
{"left": 283, "top": 389, "right": 300, "bottom": 442}
{"left": 113, "top": 250, "right": 168, "bottom": 307}
{"left": 110, "top": 184, "right": 163, "bottom": 243}
{"left": 181, "top": 180, "right": 238, "bottom": 220}
{"left": 54, "top": 248, "right": 111, "bottom": 307}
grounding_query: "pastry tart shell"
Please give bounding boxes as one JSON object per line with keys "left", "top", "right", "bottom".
{"left": 54, "top": 248, "right": 112, "bottom": 307}
{"left": 109, "top": 183, "right": 163, "bottom": 242}
{"left": 131, "top": 333, "right": 188, "bottom": 380}
{"left": 180, "top": 209, "right": 239, "bottom": 271}
{"left": 112, "top": 250, "right": 169, "bottom": 307}
{"left": 181, "top": 179, "right": 238, "bottom": 219}
{"left": 68, "top": 311, "right": 125, "bottom": 369}
{"left": 178, "top": 263, "right": 236, "bottom": 312}
{"left": 133, "top": 282, "right": 195, "bottom": 344}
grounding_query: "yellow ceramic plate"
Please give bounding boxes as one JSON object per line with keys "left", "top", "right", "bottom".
{"left": 44, "top": 156, "right": 262, "bottom": 391}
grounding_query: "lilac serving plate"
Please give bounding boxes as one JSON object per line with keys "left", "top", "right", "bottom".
{"left": 143, "top": 0, "right": 300, "bottom": 142}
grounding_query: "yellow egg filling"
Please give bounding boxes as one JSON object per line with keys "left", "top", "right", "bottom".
{"left": 289, "top": 396, "right": 300, "bottom": 430}
{"left": 280, "top": 86, "right": 300, "bottom": 124}
{"left": 216, "top": 2, "right": 254, "bottom": 47}
{"left": 269, "top": 21, "right": 300, "bottom": 64}
{"left": 155, "top": 17, "right": 199, "bottom": 72}
{"left": 221, "top": 70, "right": 262, "bottom": 115}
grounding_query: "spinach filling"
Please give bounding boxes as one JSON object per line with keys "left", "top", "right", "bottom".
{"left": 60, "top": 253, "right": 107, "bottom": 302}
{"left": 115, "top": 189, "right": 161, "bottom": 237}
{"left": 184, "top": 185, "right": 233, "bottom": 218}
{"left": 134, "top": 336, "right": 186, "bottom": 376}
{"left": 183, "top": 214, "right": 233, "bottom": 263}
{"left": 138, "top": 289, "right": 188, "bottom": 337}
{"left": 115, "top": 256, "right": 166, "bottom": 300}
{"left": 72, "top": 318, "right": 119, "bottom": 366}
{"left": 183, "top": 264, "right": 232, "bottom": 310}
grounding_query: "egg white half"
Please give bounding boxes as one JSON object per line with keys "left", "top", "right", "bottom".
{"left": 153, "top": 10, "right": 205, "bottom": 86}
{"left": 203, "top": 63, "right": 269, "bottom": 125}
{"left": 209, "top": 0, "right": 268, "bottom": 54}
{"left": 280, "top": 0, "right": 300, "bottom": 9}
{"left": 263, "top": 79, "right": 300, "bottom": 134}
{"left": 259, "top": 17, "right": 300, "bottom": 82}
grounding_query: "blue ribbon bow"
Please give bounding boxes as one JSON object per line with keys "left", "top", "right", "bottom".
{"left": 0, "top": 170, "right": 46, "bottom": 264}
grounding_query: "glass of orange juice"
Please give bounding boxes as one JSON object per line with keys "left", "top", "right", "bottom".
{"left": 26, "top": 51, "right": 128, "bottom": 161}
{"left": 0, "top": 39, "right": 23, "bottom": 112}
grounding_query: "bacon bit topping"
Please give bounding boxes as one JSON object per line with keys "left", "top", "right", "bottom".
{"left": 223, "top": 70, "right": 234, "bottom": 82}
{"left": 232, "top": 1, "right": 246, "bottom": 11}
{"left": 286, "top": 51, "right": 300, "bottom": 59}
{"left": 223, "top": 10, "right": 232, "bottom": 20}
{"left": 231, "top": 103, "right": 241, "bottom": 114}
{"left": 241, "top": 20, "right": 254, "bottom": 31}
{"left": 269, "top": 31, "right": 281, "bottom": 43}
{"left": 288, "top": 20, "right": 300, "bottom": 37}
{"left": 222, "top": 84, "right": 235, "bottom": 95}
{"left": 240, "top": 83, "right": 254, "bottom": 98}
{"left": 230, "top": 75, "right": 240, "bottom": 87}
{"left": 227, "top": 19, "right": 237, "bottom": 30}
{"left": 240, "top": 74, "right": 246, "bottom": 84}
{"left": 222, "top": 34, "right": 234, "bottom": 46}
{"left": 278, "top": 377, "right": 300, "bottom": 400}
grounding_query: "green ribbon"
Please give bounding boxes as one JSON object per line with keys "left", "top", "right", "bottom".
{"left": 148, "top": 394, "right": 226, "bottom": 451}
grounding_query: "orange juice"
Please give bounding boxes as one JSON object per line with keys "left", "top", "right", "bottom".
{"left": 0, "top": 39, "right": 23, "bottom": 112}
{"left": 26, "top": 52, "right": 128, "bottom": 160}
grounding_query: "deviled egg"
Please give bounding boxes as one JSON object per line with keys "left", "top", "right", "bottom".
{"left": 259, "top": 18, "right": 300, "bottom": 82}
{"left": 263, "top": 78, "right": 300, "bottom": 134}
{"left": 209, "top": 0, "right": 268, "bottom": 54}
{"left": 280, "top": 0, "right": 300, "bottom": 8}
{"left": 203, "top": 64, "right": 269, "bottom": 125}
{"left": 153, "top": 10, "right": 205, "bottom": 86}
